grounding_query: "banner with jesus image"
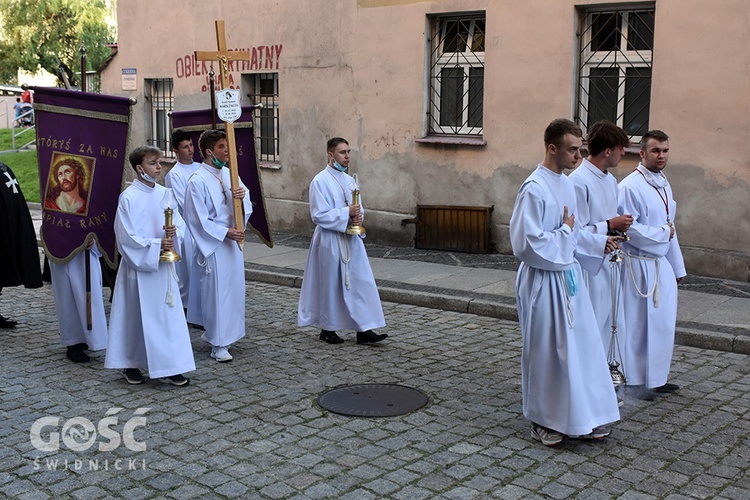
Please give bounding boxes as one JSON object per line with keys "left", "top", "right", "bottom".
{"left": 33, "top": 87, "right": 133, "bottom": 266}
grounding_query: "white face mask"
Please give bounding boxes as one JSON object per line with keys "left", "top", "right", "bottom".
{"left": 140, "top": 168, "right": 158, "bottom": 183}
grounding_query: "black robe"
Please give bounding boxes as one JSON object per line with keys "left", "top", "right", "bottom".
{"left": 0, "top": 162, "right": 42, "bottom": 289}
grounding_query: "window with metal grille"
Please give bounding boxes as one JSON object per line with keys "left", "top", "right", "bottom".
{"left": 246, "top": 73, "right": 279, "bottom": 163}
{"left": 427, "top": 13, "right": 485, "bottom": 136}
{"left": 145, "top": 78, "right": 174, "bottom": 156}
{"left": 576, "top": 6, "right": 654, "bottom": 140}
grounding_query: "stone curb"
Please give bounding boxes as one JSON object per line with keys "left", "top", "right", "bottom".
{"left": 245, "top": 264, "right": 745, "bottom": 355}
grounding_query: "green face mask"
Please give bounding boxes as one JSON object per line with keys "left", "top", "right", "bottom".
{"left": 209, "top": 152, "right": 227, "bottom": 168}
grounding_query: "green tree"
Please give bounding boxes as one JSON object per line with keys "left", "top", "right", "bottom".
{"left": 0, "top": 0, "right": 115, "bottom": 86}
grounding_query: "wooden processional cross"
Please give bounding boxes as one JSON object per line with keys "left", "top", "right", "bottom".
{"left": 195, "top": 21, "right": 251, "bottom": 239}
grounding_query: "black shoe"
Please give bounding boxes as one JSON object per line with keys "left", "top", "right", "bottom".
{"left": 356, "top": 330, "right": 388, "bottom": 344}
{"left": 627, "top": 385, "right": 659, "bottom": 401}
{"left": 66, "top": 343, "right": 90, "bottom": 363}
{"left": 320, "top": 330, "right": 344, "bottom": 344}
{"left": 122, "top": 369, "right": 145, "bottom": 385}
{"left": 162, "top": 374, "right": 190, "bottom": 386}
{"left": 0, "top": 315, "right": 18, "bottom": 329}
{"left": 653, "top": 383, "right": 679, "bottom": 393}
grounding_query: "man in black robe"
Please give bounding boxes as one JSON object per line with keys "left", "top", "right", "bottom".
{"left": 0, "top": 161, "right": 42, "bottom": 327}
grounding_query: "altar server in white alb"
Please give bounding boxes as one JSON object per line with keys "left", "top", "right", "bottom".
{"left": 165, "top": 129, "right": 203, "bottom": 326}
{"left": 510, "top": 119, "right": 621, "bottom": 446}
{"left": 48, "top": 240, "right": 108, "bottom": 363}
{"left": 105, "top": 146, "right": 195, "bottom": 386}
{"left": 568, "top": 121, "right": 633, "bottom": 356}
{"left": 618, "top": 130, "right": 685, "bottom": 401}
{"left": 184, "top": 130, "right": 251, "bottom": 362}
{"left": 298, "top": 137, "right": 387, "bottom": 345}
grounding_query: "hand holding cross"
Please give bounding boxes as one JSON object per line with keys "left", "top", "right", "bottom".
{"left": 195, "top": 21, "right": 251, "bottom": 244}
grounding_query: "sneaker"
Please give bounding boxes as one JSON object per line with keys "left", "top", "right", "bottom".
{"left": 319, "top": 330, "right": 344, "bottom": 344}
{"left": 211, "top": 346, "right": 233, "bottom": 362}
{"left": 531, "top": 424, "right": 564, "bottom": 446}
{"left": 122, "top": 369, "right": 145, "bottom": 385}
{"left": 572, "top": 425, "right": 612, "bottom": 440}
{"left": 162, "top": 374, "right": 190, "bottom": 386}
{"left": 356, "top": 330, "right": 388, "bottom": 344}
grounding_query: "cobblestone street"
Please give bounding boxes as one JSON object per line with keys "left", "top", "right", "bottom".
{"left": 1, "top": 281, "right": 749, "bottom": 498}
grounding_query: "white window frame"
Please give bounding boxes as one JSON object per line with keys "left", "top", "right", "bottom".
{"left": 145, "top": 78, "right": 174, "bottom": 156}
{"left": 576, "top": 5, "right": 654, "bottom": 141}
{"left": 426, "top": 13, "right": 485, "bottom": 137}
{"left": 246, "top": 73, "right": 280, "bottom": 164}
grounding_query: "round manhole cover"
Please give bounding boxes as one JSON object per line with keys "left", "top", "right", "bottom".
{"left": 318, "top": 383, "right": 429, "bottom": 417}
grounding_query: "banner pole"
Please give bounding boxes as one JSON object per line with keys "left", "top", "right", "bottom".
{"left": 80, "top": 44, "right": 93, "bottom": 331}
{"left": 85, "top": 249, "right": 92, "bottom": 330}
{"left": 209, "top": 68, "right": 217, "bottom": 130}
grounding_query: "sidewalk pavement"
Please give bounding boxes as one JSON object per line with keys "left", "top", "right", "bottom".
{"left": 28, "top": 204, "right": 750, "bottom": 354}
{"left": 243, "top": 233, "right": 750, "bottom": 355}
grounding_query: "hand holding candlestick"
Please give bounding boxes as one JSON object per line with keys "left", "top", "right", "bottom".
{"left": 346, "top": 173, "right": 366, "bottom": 235}
{"left": 159, "top": 205, "right": 181, "bottom": 262}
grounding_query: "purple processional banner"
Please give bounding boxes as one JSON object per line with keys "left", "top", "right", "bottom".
{"left": 33, "top": 87, "right": 133, "bottom": 267}
{"left": 171, "top": 107, "right": 273, "bottom": 247}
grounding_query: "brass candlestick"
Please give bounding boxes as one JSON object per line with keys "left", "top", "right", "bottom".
{"left": 346, "top": 174, "right": 366, "bottom": 236}
{"left": 159, "top": 206, "right": 181, "bottom": 262}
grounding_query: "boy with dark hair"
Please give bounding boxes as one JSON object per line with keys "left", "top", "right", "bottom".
{"left": 297, "top": 137, "right": 387, "bottom": 345}
{"left": 105, "top": 146, "right": 195, "bottom": 386}
{"left": 569, "top": 120, "right": 633, "bottom": 364}
{"left": 183, "top": 130, "right": 251, "bottom": 362}
{"left": 165, "top": 129, "right": 202, "bottom": 326}
{"left": 618, "top": 129, "right": 685, "bottom": 400}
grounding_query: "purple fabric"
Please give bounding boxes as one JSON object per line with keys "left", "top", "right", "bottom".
{"left": 172, "top": 107, "right": 273, "bottom": 247}
{"left": 33, "top": 87, "right": 131, "bottom": 267}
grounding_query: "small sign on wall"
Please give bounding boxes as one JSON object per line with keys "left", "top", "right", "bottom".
{"left": 122, "top": 68, "right": 137, "bottom": 91}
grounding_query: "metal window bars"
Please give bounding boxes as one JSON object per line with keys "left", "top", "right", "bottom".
{"left": 247, "top": 73, "right": 279, "bottom": 163}
{"left": 428, "top": 14, "right": 485, "bottom": 136}
{"left": 145, "top": 78, "right": 174, "bottom": 156}
{"left": 576, "top": 8, "right": 655, "bottom": 140}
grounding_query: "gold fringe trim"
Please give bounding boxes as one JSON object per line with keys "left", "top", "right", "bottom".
{"left": 34, "top": 103, "right": 130, "bottom": 123}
